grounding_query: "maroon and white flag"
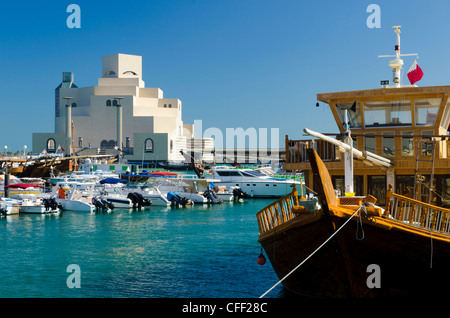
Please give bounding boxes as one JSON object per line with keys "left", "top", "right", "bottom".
{"left": 407, "top": 60, "right": 423, "bottom": 85}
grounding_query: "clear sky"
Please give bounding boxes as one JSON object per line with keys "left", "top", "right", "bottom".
{"left": 1, "top": 0, "right": 449, "bottom": 152}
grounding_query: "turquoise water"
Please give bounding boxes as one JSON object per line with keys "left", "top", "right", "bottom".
{"left": 0, "top": 199, "right": 285, "bottom": 298}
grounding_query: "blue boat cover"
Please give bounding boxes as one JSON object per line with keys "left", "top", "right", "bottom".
{"left": 99, "top": 178, "right": 128, "bottom": 184}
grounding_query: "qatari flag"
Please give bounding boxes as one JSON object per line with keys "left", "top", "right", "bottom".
{"left": 407, "top": 60, "right": 423, "bottom": 85}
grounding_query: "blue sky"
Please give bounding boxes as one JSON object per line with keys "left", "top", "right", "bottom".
{"left": 1, "top": 0, "right": 450, "bottom": 152}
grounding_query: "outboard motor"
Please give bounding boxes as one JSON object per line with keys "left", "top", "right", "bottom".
{"left": 167, "top": 192, "right": 191, "bottom": 207}
{"left": 92, "top": 196, "right": 113, "bottom": 212}
{"left": 127, "top": 192, "right": 152, "bottom": 209}
{"left": 203, "top": 189, "right": 223, "bottom": 204}
{"left": 233, "top": 187, "right": 249, "bottom": 201}
{"left": 43, "top": 197, "right": 62, "bottom": 211}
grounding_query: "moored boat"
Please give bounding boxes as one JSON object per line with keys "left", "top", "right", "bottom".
{"left": 206, "top": 165, "right": 304, "bottom": 198}
{"left": 257, "top": 148, "right": 450, "bottom": 297}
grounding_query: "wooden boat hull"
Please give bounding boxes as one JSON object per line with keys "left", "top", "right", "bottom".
{"left": 259, "top": 212, "right": 450, "bottom": 297}
{"left": 258, "top": 148, "right": 450, "bottom": 298}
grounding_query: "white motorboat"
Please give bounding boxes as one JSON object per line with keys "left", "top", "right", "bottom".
{"left": 153, "top": 177, "right": 206, "bottom": 204}
{"left": 0, "top": 197, "right": 21, "bottom": 216}
{"left": 95, "top": 178, "right": 151, "bottom": 209}
{"left": 205, "top": 166, "right": 304, "bottom": 198}
{"left": 20, "top": 197, "right": 61, "bottom": 214}
{"left": 49, "top": 182, "right": 99, "bottom": 212}
{"left": 121, "top": 183, "right": 170, "bottom": 206}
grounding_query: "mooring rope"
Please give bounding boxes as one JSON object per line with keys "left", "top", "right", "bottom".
{"left": 259, "top": 206, "right": 362, "bottom": 298}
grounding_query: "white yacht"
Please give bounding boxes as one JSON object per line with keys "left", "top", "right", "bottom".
{"left": 206, "top": 166, "right": 304, "bottom": 198}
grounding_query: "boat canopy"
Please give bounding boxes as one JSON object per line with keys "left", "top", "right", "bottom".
{"left": 99, "top": 178, "right": 128, "bottom": 184}
{"left": 4, "top": 183, "right": 44, "bottom": 189}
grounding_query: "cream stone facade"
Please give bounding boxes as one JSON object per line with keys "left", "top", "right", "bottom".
{"left": 33, "top": 53, "right": 212, "bottom": 163}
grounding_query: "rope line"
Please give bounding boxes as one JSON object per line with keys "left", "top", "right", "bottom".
{"left": 259, "top": 206, "right": 363, "bottom": 298}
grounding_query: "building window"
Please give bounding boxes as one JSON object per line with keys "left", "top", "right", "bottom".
{"left": 106, "top": 100, "right": 112, "bottom": 107}
{"left": 72, "top": 103, "right": 77, "bottom": 108}
{"left": 123, "top": 71, "right": 138, "bottom": 76}
{"left": 100, "top": 140, "right": 116, "bottom": 150}
{"left": 113, "top": 100, "right": 118, "bottom": 106}
{"left": 169, "top": 104, "right": 172, "bottom": 108}
{"left": 145, "top": 138, "right": 153, "bottom": 153}
{"left": 164, "top": 104, "right": 167, "bottom": 108}
{"left": 100, "top": 140, "right": 108, "bottom": 149}
{"left": 104, "top": 71, "right": 116, "bottom": 77}
{"left": 125, "top": 137, "right": 130, "bottom": 148}
{"left": 47, "top": 138, "right": 56, "bottom": 153}
{"left": 382, "top": 132, "right": 394, "bottom": 157}
{"left": 78, "top": 137, "right": 83, "bottom": 148}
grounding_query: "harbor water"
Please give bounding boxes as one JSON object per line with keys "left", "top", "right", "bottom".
{"left": 0, "top": 199, "right": 287, "bottom": 298}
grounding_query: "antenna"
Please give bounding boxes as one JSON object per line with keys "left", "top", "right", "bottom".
{"left": 378, "top": 26, "right": 418, "bottom": 88}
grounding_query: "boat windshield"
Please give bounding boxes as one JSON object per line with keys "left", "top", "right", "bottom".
{"left": 241, "top": 170, "right": 266, "bottom": 178}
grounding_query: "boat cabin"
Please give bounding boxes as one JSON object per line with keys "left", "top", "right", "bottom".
{"left": 285, "top": 85, "right": 450, "bottom": 206}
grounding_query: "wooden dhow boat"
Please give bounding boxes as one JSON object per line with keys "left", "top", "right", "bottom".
{"left": 257, "top": 148, "right": 450, "bottom": 297}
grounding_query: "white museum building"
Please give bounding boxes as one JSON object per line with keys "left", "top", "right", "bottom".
{"left": 32, "top": 53, "right": 213, "bottom": 163}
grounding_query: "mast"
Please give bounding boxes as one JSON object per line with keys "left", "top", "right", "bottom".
{"left": 378, "top": 26, "right": 418, "bottom": 88}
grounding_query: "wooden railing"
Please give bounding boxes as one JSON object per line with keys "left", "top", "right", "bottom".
{"left": 385, "top": 184, "right": 450, "bottom": 234}
{"left": 256, "top": 185, "right": 301, "bottom": 236}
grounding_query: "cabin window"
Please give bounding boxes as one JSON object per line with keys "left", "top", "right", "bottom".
{"left": 46, "top": 138, "right": 56, "bottom": 153}
{"left": 415, "top": 98, "right": 440, "bottom": 126}
{"left": 145, "top": 138, "right": 154, "bottom": 153}
{"left": 215, "top": 171, "right": 241, "bottom": 177}
{"left": 241, "top": 171, "right": 266, "bottom": 177}
{"left": 382, "top": 132, "right": 394, "bottom": 157}
{"left": 401, "top": 132, "right": 414, "bottom": 156}
{"left": 364, "top": 133, "right": 376, "bottom": 153}
{"left": 368, "top": 175, "right": 386, "bottom": 205}
{"left": 335, "top": 102, "right": 362, "bottom": 129}
{"left": 420, "top": 131, "right": 434, "bottom": 157}
{"left": 332, "top": 175, "right": 363, "bottom": 196}
{"left": 363, "top": 100, "right": 412, "bottom": 127}
{"left": 440, "top": 101, "right": 450, "bottom": 131}
{"left": 395, "top": 175, "right": 415, "bottom": 196}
